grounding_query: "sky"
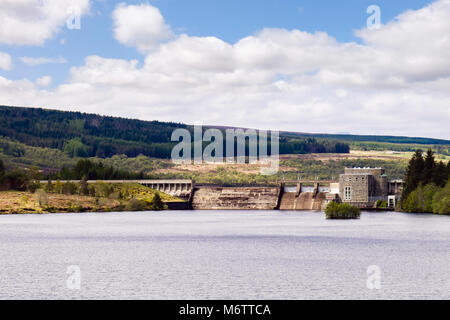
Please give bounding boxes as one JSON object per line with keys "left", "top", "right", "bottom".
{"left": 0, "top": 0, "right": 449, "bottom": 139}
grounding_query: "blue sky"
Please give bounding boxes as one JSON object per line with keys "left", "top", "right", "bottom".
{"left": 0, "top": 0, "right": 448, "bottom": 139}
{"left": 0, "top": 0, "right": 433, "bottom": 87}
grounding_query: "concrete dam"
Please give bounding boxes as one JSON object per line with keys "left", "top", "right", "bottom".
{"left": 41, "top": 179, "right": 335, "bottom": 210}
{"left": 48, "top": 168, "right": 402, "bottom": 210}
{"left": 190, "top": 182, "right": 335, "bottom": 211}
{"left": 191, "top": 186, "right": 281, "bottom": 210}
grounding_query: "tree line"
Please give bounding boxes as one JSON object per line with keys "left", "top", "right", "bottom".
{"left": 0, "top": 159, "right": 41, "bottom": 191}
{"left": 56, "top": 159, "right": 145, "bottom": 180}
{"left": 0, "top": 158, "right": 145, "bottom": 191}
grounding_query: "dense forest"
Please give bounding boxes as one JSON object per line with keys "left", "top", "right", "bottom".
{"left": 0, "top": 105, "right": 184, "bottom": 159}
{"left": 0, "top": 105, "right": 349, "bottom": 159}
{"left": 56, "top": 159, "right": 145, "bottom": 180}
{"left": 400, "top": 150, "right": 450, "bottom": 214}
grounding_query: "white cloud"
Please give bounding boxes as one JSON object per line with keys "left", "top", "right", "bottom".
{"left": 36, "top": 76, "right": 52, "bottom": 87}
{"left": 0, "top": 52, "right": 12, "bottom": 70}
{"left": 20, "top": 56, "right": 67, "bottom": 66}
{"left": 112, "top": 3, "right": 173, "bottom": 53}
{"left": 356, "top": 0, "right": 450, "bottom": 83}
{"left": 0, "top": 0, "right": 90, "bottom": 46}
{"left": 0, "top": 0, "right": 449, "bottom": 139}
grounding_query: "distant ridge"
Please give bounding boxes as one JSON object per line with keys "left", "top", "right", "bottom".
{"left": 208, "top": 124, "right": 450, "bottom": 145}
{"left": 280, "top": 131, "right": 450, "bottom": 145}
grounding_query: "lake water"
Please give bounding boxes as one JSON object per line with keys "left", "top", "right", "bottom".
{"left": 0, "top": 210, "right": 449, "bottom": 300}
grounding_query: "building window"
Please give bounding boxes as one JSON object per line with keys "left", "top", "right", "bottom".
{"left": 345, "top": 187, "right": 351, "bottom": 201}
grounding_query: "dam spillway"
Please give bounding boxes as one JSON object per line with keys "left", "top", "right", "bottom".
{"left": 279, "top": 192, "right": 328, "bottom": 211}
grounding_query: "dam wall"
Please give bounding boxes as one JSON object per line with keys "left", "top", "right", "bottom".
{"left": 191, "top": 186, "right": 280, "bottom": 210}
{"left": 191, "top": 185, "right": 331, "bottom": 211}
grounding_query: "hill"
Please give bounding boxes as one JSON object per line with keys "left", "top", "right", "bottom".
{"left": 0, "top": 105, "right": 350, "bottom": 159}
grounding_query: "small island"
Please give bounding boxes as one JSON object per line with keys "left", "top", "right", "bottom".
{"left": 325, "top": 202, "right": 361, "bottom": 219}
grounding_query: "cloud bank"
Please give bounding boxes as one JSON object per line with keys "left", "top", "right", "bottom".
{"left": 0, "top": 1, "right": 449, "bottom": 139}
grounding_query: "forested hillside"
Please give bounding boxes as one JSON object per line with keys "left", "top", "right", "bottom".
{"left": 0, "top": 105, "right": 184, "bottom": 158}
{"left": 0, "top": 105, "right": 349, "bottom": 159}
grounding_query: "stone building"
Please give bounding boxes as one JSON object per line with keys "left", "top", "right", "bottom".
{"left": 339, "top": 168, "right": 402, "bottom": 208}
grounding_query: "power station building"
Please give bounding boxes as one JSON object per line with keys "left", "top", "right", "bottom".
{"left": 338, "top": 167, "right": 403, "bottom": 208}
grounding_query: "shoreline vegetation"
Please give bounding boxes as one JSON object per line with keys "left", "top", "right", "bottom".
{"left": 0, "top": 182, "right": 178, "bottom": 214}
{"left": 399, "top": 150, "right": 450, "bottom": 214}
{"left": 0, "top": 158, "right": 181, "bottom": 214}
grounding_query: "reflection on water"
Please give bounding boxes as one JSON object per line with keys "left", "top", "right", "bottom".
{"left": 0, "top": 210, "right": 449, "bottom": 300}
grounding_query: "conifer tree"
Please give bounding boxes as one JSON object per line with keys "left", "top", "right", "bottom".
{"left": 401, "top": 150, "right": 424, "bottom": 205}
{"left": 421, "top": 149, "right": 435, "bottom": 185}
{"left": 433, "top": 161, "right": 448, "bottom": 187}
{"left": 0, "top": 159, "right": 4, "bottom": 177}
{"left": 151, "top": 192, "right": 165, "bottom": 211}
